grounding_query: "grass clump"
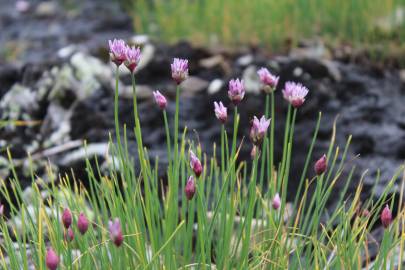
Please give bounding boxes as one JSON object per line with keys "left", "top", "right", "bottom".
{"left": 0, "top": 39, "right": 404, "bottom": 269}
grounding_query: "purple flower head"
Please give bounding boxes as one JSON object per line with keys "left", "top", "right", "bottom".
{"left": 184, "top": 176, "right": 196, "bottom": 200}
{"left": 228, "top": 78, "right": 245, "bottom": 105}
{"left": 314, "top": 154, "right": 327, "bottom": 175}
{"left": 381, "top": 205, "right": 392, "bottom": 228}
{"left": 171, "top": 58, "right": 188, "bottom": 84}
{"left": 214, "top": 101, "right": 227, "bottom": 124}
{"left": 272, "top": 193, "right": 281, "bottom": 210}
{"left": 282, "top": 82, "right": 309, "bottom": 108}
{"left": 64, "top": 227, "right": 74, "bottom": 242}
{"left": 62, "top": 208, "right": 72, "bottom": 229}
{"left": 109, "top": 218, "right": 124, "bottom": 247}
{"left": 249, "top": 116, "right": 271, "bottom": 146}
{"left": 257, "top": 67, "right": 279, "bottom": 93}
{"left": 189, "top": 150, "right": 202, "bottom": 177}
{"left": 124, "top": 46, "right": 141, "bottom": 73}
{"left": 153, "top": 90, "right": 167, "bottom": 110}
{"left": 46, "top": 248, "right": 59, "bottom": 270}
{"left": 108, "top": 39, "right": 127, "bottom": 66}
{"left": 77, "top": 213, "right": 89, "bottom": 235}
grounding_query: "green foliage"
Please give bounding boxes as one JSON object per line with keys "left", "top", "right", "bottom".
{"left": 125, "top": 0, "right": 405, "bottom": 50}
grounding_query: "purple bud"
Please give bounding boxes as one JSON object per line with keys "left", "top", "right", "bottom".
{"left": 272, "top": 193, "right": 281, "bottom": 210}
{"left": 62, "top": 208, "right": 72, "bottom": 229}
{"left": 109, "top": 218, "right": 124, "bottom": 247}
{"left": 64, "top": 227, "right": 74, "bottom": 242}
{"left": 249, "top": 116, "right": 271, "bottom": 146}
{"left": 0, "top": 204, "right": 4, "bottom": 216}
{"left": 189, "top": 150, "right": 203, "bottom": 177}
{"left": 257, "top": 67, "right": 279, "bottom": 93}
{"left": 124, "top": 46, "right": 141, "bottom": 73}
{"left": 153, "top": 90, "right": 167, "bottom": 110}
{"left": 314, "top": 154, "right": 327, "bottom": 175}
{"left": 228, "top": 78, "right": 245, "bottom": 105}
{"left": 77, "top": 213, "right": 89, "bottom": 235}
{"left": 214, "top": 101, "right": 227, "bottom": 123}
{"left": 108, "top": 39, "right": 127, "bottom": 66}
{"left": 381, "top": 205, "right": 392, "bottom": 228}
{"left": 282, "top": 81, "right": 309, "bottom": 108}
{"left": 45, "top": 248, "right": 59, "bottom": 270}
{"left": 184, "top": 176, "right": 196, "bottom": 200}
{"left": 171, "top": 58, "right": 188, "bottom": 84}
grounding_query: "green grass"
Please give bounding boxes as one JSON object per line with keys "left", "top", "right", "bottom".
{"left": 1, "top": 55, "right": 405, "bottom": 268}
{"left": 123, "top": 0, "right": 405, "bottom": 51}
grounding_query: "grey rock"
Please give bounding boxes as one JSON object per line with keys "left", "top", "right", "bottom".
{"left": 242, "top": 65, "right": 261, "bottom": 94}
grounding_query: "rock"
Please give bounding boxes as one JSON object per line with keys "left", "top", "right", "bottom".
{"left": 59, "top": 142, "right": 110, "bottom": 167}
{"left": 237, "top": 54, "right": 254, "bottom": 66}
{"left": 120, "top": 84, "right": 153, "bottom": 99}
{"left": 15, "top": 1, "right": 30, "bottom": 13}
{"left": 35, "top": 1, "right": 59, "bottom": 18}
{"left": 375, "top": 7, "right": 405, "bottom": 33}
{"left": 58, "top": 45, "right": 78, "bottom": 59}
{"left": 135, "top": 44, "right": 155, "bottom": 73}
{"left": 181, "top": 76, "right": 209, "bottom": 96}
{"left": 200, "top": 55, "right": 225, "bottom": 69}
{"left": 400, "top": 69, "right": 405, "bottom": 83}
{"left": 41, "top": 103, "right": 72, "bottom": 147}
{"left": 208, "top": 79, "right": 224, "bottom": 94}
{"left": 130, "top": 35, "right": 150, "bottom": 45}
{"left": 0, "top": 84, "right": 37, "bottom": 123}
{"left": 242, "top": 65, "right": 261, "bottom": 94}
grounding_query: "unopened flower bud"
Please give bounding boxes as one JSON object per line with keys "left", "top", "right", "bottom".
{"left": 272, "top": 193, "right": 281, "bottom": 210}
{"left": 46, "top": 248, "right": 59, "bottom": 270}
{"left": 62, "top": 208, "right": 72, "bottom": 229}
{"left": 153, "top": 90, "right": 167, "bottom": 110}
{"left": 314, "top": 154, "right": 327, "bottom": 175}
{"left": 109, "top": 218, "right": 124, "bottom": 247}
{"left": 64, "top": 227, "right": 74, "bottom": 242}
{"left": 381, "top": 205, "right": 392, "bottom": 228}
{"left": 189, "top": 150, "right": 203, "bottom": 177}
{"left": 77, "top": 213, "right": 89, "bottom": 235}
{"left": 185, "top": 176, "right": 196, "bottom": 200}
{"left": 257, "top": 67, "right": 279, "bottom": 93}
{"left": 171, "top": 58, "right": 188, "bottom": 84}
{"left": 228, "top": 78, "right": 245, "bottom": 105}
{"left": 250, "top": 116, "right": 271, "bottom": 146}
{"left": 214, "top": 101, "right": 227, "bottom": 123}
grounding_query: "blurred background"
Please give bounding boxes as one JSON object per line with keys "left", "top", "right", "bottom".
{"left": 0, "top": 0, "right": 405, "bottom": 201}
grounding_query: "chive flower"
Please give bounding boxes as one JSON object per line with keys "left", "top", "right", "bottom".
{"left": 189, "top": 150, "right": 202, "bottom": 177}
{"left": 185, "top": 176, "right": 196, "bottom": 200}
{"left": 171, "top": 58, "right": 189, "bottom": 84}
{"left": 108, "top": 39, "right": 127, "bottom": 66}
{"left": 77, "top": 212, "right": 89, "bottom": 235}
{"left": 381, "top": 205, "right": 392, "bottom": 228}
{"left": 257, "top": 67, "right": 279, "bottom": 93}
{"left": 282, "top": 81, "right": 309, "bottom": 108}
{"left": 45, "top": 248, "right": 59, "bottom": 270}
{"left": 249, "top": 116, "right": 271, "bottom": 146}
{"left": 109, "top": 218, "right": 124, "bottom": 247}
{"left": 314, "top": 154, "right": 327, "bottom": 175}
{"left": 124, "top": 46, "right": 141, "bottom": 73}
{"left": 153, "top": 90, "right": 167, "bottom": 110}
{"left": 228, "top": 78, "right": 245, "bottom": 105}
{"left": 64, "top": 227, "right": 74, "bottom": 242}
{"left": 214, "top": 101, "right": 227, "bottom": 124}
{"left": 272, "top": 193, "right": 281, "bottom": 210}
{"left": 62, "top": 208, "right": 72, "bottom": 229}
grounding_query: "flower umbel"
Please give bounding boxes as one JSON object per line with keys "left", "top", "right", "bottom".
{"left": 250, "top": 116, "right": 271, "bottom": 145}
{"left": 46, "top": 248, "right": 59, "bottom": 270}
{"left": 228, "top": 78, "right": 245, "bottom": 105}
{"left": 171, "top": 58, "right": 189, "bottom": 84}
{"left": 109, "top": 218, "right": 124, "bottom": 247}
{"left": 185, "top": 176, "right": 196, "bottom": 200}
{"left": 257, "top": 67, "right": 279, "bottom": 93}
{"left": 381, "top": 205, "right": 392, "bottom": 228}
{"left": 214, "top": 101, "right": 227, "bottom": 123}
{"left": 282, "top": 81, "right": 309, "bottom": 108}
{"left": 189, "top": 150, "right": 203, "bottom": 177}
{"left": 124, "top": 46, "right": 141, "bottom": 73}
{"left": 62, "top": 208, "right": 72, "bottom": 229}
{"left": 153, "top": 90, "right": 167, "bottom": 110}
{"left": 314, "top": 154, "right": 327, "bottom": 175}
{"left": 108, "top": 39, "right": 127, "bottom": 66}
{"left": 77, "top": 212, "right": 89, "bottom": 235}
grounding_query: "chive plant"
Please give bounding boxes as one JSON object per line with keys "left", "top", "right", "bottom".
{"left": 0, "top": 39, "right": 404, "bottom": 269}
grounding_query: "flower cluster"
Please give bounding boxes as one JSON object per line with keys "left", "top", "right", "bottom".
{"left": 108, "top": 39, "right": 141, "bottom": 73}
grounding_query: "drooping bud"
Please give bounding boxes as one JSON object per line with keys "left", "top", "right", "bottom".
{"left": 214, "top": 101, "right": 227, "bottom": 124}
{"left": 171, "top": 58, "right": 189, "bottom": 84}
{"left": 124, "top": 46, "right": 141, "bottom": 73}
{"left": 153, "top": 90, "right": 167, "bottom": 110}
{"left": 64, "top": 227, "right": 74, "bottom": 242}
{"left": 314, "top": 154, "right": 327, "bottom": 175}
{"left": 77, "top": 213, "right": 89, "bottom": 235}
{"left": 109, "top": 218, "right": 124, "bottom": 247}
{"left": 108, "top": 39, "right": 127, "bottom": 66}
{"left": 272, "top": 193, "right": 281, "bottom": 210}
{"left": 184, "top": 176, "right": 196, "bottom": 200}
{"left": 228, "top": 78, "right": 245, "bottom": 105}
{"left": 282, "top": 81, "right": 309, "bottom": 108}
{"left": 62, "top": 208, "right": 72, "bottom": 229}
{"left": 45, "top": 248, "right": 59, "bottom": 270}
{"left": 189, "top": 150, "right": 203, "bottom": 177}
{"left": 249, "top": 116, "right": 271, "bottom": 146}
{"left": 381, "top": 205, "right": 392, "bottom": 228}
{"left": 257, "top": 67, "right": 279, "bottom": 93}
